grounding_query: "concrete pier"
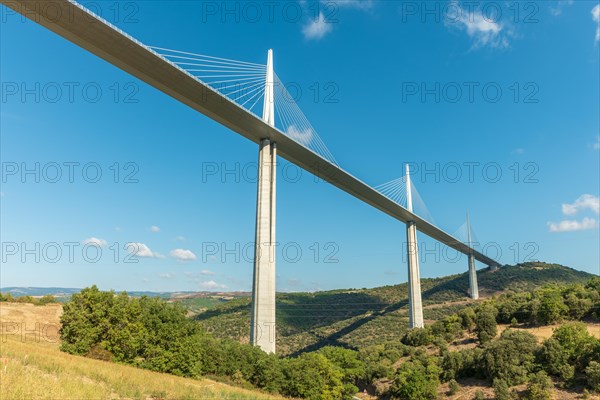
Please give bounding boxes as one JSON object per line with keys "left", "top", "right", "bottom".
{"left": 466, "top": 213, "right": 479, "bottom": 300}
{"left": 468, "top": 253, "right": 479, "bottom": 300}
{"left": 250, "top": 139, "right": 277, "bottom": 353}
{"left": 405, "top": 165, "right": 424, "bottom": 328}
{"left": 250, "top": 50, "right": 277, "bottom": 353}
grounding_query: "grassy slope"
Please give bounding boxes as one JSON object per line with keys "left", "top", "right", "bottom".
{"left": 195, "top": 262, "right": 596, "bottom": 355}
{"left": 0, "top": 303, "right": 284, "bottom": 400}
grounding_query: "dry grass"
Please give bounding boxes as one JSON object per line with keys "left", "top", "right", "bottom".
{"left": 498, "top": 322, "right": 600, "bottom": 342}
{"left": 0, "top": 302, "right": 285, "bottom": 400}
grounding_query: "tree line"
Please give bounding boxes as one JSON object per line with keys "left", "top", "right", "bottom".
{"left": 58, "top": 278, "right": 600, "bottom": 399}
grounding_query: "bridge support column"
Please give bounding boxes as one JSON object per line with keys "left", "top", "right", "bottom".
{"left": 250, "top": 49, "right": 277, "bottom": 354}
{"left": 466, "top": 212, "right": 479, "bottom": 300}
{"left": 406, "top": 221, "right": 424, "bottom": 328}
{"left": 468, "top": 254, "right": 479, "bottom": 300}
{"left": 250, "top": 139, "right": 277, "bottom": 353}
{"left": 405, "top": 164, "right": 424, "bottom": 328}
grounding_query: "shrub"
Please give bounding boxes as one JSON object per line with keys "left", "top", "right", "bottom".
{"left": 390, "top": 357, "right": 441, "bottom": 400}
{"left": 482, "top": 329, "right": 538, "bottom": 386}
{"left": 281, "top": 353, "right": 347, "bottom": 400}
{"left": 585, "top": 361, "right": 600, "bottom": 392}
{"left": 448, "top": 379, "right": 460, "bottom": 395}
{"left": 493, "top": 378, "right": 511, "bottom": 400}
{"left": 476, "top": 305, "right": 498, "bottom": 344}
{"left": 402, "top": 328, "right": 433, "bottom": 347}
{"left": 526, "top": 371, "right": 553, "bottom": 400}
{"left": 441, "top": 348, "right": 484, "bottom": 381}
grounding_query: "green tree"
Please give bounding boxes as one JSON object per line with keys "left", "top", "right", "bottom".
{"left": 282, "top": 353, "right": 347, "bottom": 400}
{"left": 585, "top": 361, "right": 600, "bottom": 392}
{"left": 550, "top": 322, "right": 599, "bottom": 374}
{"left": 402, "top": 328, "right": 433, "bottom": 347}
{"left": 459, "top": 307, "right": 477, "bottom": 331}
{"left": 493, "top": 378, "right": 511, "bottom": 400}
{"left": 59, "top": 285, "right": 115, "bottom": 356}
{"left": 526, "top": 371, "right": 553, "bottom": 400}
{"left": 538, "top": 337, "right": 574, "bottom": 383}
{"left": 537, "top": 289, "right": 568, "bottom": 325}
{"left": 482, "top": 329, "right": 538, "bottom": 386}
{"left": 251, "top": 353, "right": 284, "bottom": 394}
{"left": 441, "top": 347, "right": 484, "bottom": 381}
{"left": 476, "top": 305, "right": 498, "bottom": 344}
{"left": 319, "top": 346, "right": 365, "bottom": 389}
{"left": 390, "top": 357, "right": 441, "bottom": 400}
{"left": 448, "top": 379, "right": 459, "bottom": 395}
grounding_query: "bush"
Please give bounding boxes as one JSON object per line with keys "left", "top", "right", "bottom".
{"left": 585, "top": 361, "right": 600, "bottom": 392}
{"left": 537, "top": 289, "right": 568, "bottom": 325}
{"left": 482, "top": 329, "right": 538, "bottom": 386}
{"left": 537, "top": 337, "right": 574, "bottom": 383}
{"left": 402, "top": 328, "right": 433, "bottom": 347}
{"left": 476, "top": 305, "right": 498, "bottom": 344}
{"left": 549, "top": 322, "right": 599, "bottom": 377}
{"left": 493, "top": 379, "right": 511, "bottom": 400}
{"left": 441, "top": 348, "right": 484, "bottom": 381}
{"left": 459, "top": 307, "right": 477, "bottom": 331}
{"left": 319, "top": 346, "right": 365, "bottom": 389}
{"left": 448, "top": 379, "right": 459, "bottom": 395}
{"left": 390, "top": 357, "right": 441, "bottom": 400}
{"left": 281, "top": 353, "right": 348, "bottom": 400}
{"left": 526, "top": 371, "right": 553, "bottom": 400}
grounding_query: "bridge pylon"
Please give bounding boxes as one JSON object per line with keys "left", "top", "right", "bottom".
{"left": 466, "top": 212, "right": 479, "bottom": 300}
{"left": 250, "top": 49, "right": 277, "bottom": 354}
{"left": 405, "top": 164, "right": 424, "bottom": 328}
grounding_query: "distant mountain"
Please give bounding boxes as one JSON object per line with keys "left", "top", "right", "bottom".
{"left": 0, "top": 287, "right": 83, "bottom": 297}
{"left": 193, "top": 262, "right": 597, "bottom": 356}
{"left": 1, "top": 287, "right": 179, "bottom": 299}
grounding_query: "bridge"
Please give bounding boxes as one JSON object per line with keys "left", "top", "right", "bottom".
{"left": 3, "top": 0, "right": 500, "bottom": 354}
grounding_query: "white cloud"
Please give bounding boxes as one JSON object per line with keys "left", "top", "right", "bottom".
{"left": 550, "top": 0, "right": 574, "bottom": 16}
{"left": 302, "top": 12, "right": 333, "bottom": 40}
{"left": 198, "top": 280, "right": 228, "bottom": 290}
{"left": 160, "top": 273, "right": 176, "bottom": 280}
{"left": 200, "top": 269, "right": 215, "bottom": 276}
{"left": 594, "top": 136, "right": 600, "bottom": 150}
{"left": 512, "top": 148, "right": 525, "bottom": 155}
{"left": 82, "top": 237, "right": 108, "bottom": 248}
{"left": 175, "top": 236, "right": 186, "bottom": 241}
{"left": 593, "top": 4, "right": 600, "bottom": 42}
{"left": 561, "top": 194, "right": 600, "bottom": 216}
{"left": 286, "top": 125, "right": 314, "bottom": 146}
{"left": 334, "top": 0, "right": 374, "bottom": 10}
{"left": 548, "top": 217, "right": 599, "bottom": 232}
{"left": 127, "top": 242, "right": 161, "bottom": 258}
{"left": 170, "top": 248, "right": 197, "bottom": 262}
{"left": 448, "top": 1, "right": 511, "bottom": 49}
{"left": 150, "top": 225, "right": 160, "bottom": 233}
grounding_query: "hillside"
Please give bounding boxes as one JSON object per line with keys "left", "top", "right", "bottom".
{"left": 0, "top": 303, "right": 284, "bottom": 400}
{"left": 194, "top": 262, "right": 596, "bottom": 355}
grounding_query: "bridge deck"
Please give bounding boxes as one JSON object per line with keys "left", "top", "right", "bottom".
{"left": 4, "top": 0, "right": 499, "bottom": 267}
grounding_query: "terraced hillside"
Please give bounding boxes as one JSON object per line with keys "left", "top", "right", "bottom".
{"left": 195, "top": 262, "right": 596, "bottom": 355}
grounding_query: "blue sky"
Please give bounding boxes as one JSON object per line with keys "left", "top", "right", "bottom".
{"left": 1, "top": 0, "right": 599, "bottom": 293}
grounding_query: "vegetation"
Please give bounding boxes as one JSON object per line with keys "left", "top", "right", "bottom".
{"left": 389, "top": 354, "right": 441, "bottom": 399}
{"left": 195, "top": 263, "right": 595, "bottom": 355}
{"left": 54, "top": 270, "right": 600, "bottom": 399}
{"left": 6, "top": 263, "right": 597, "bottom": 399}
{"left": 0, "top": 292, "right": 56, "bottom": 305}
{"left": 0, "top": 332, "right": 284, "bottom": 400}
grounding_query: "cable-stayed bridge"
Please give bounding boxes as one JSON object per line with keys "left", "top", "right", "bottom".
{"left": 3, "top": 0, "right": 500, "bottom": 354}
